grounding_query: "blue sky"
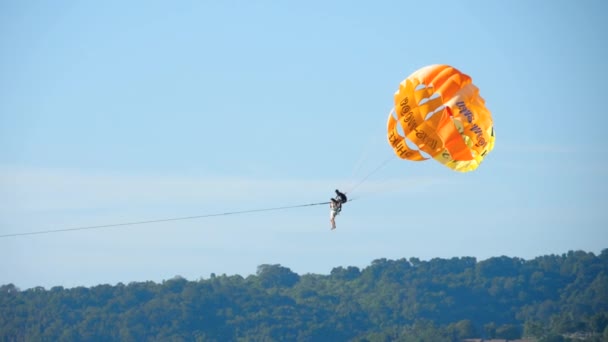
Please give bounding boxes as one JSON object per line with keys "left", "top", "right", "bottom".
{"left": 1, "top": 1, "right": 607, "bottom": 289}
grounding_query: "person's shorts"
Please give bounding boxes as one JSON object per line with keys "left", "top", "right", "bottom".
{"left": 330, "top": 210, "right": 338, "bottom": 219}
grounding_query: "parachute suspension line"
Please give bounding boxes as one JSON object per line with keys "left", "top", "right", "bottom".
{"left": 347, "top": 132, "right": 382, "bottom": 192}
{"left": 0, "top": 201, "right": 331, "bottom": 238}
{"left": 345, "top": 156, "right": 394, "bottom": 196}
{"left": 344, "top": 108, "right": 394, "bottom": 195}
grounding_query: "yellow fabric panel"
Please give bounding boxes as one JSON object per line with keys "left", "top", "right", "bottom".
{"left": 418, "top": 96, "right": 444, "bottom": 120}
{"left": 424, "top": 107, "right": 447, "bottom": 130}
{"left": 387, "top": 113, "right": 427, "bottom": 161}
{"left": 413, "top": 64, "right": 445, "bottom": 86}
{"left": 414, "top": 86, "right": 435, "bottom": 104}
{"left": 440, "top": 76, "right": 471, "bottom": 101}
{"left": 405, "top": 118, "right": 444, "bottom": 157}
{"left": 394, "top": 80, "right": 425, "bottom": 137}
{"left": 436, "top": 108, "right": 473, "bottom": 161}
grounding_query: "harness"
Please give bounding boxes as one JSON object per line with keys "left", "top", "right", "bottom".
{"left": 331, "top": 191, "right": 347, "bottom": 215}
{"left": 333, "top": 196, "right": 346, "bottom": 214}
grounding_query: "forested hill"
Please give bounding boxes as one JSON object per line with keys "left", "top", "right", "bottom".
{"left": 2, "top": 250, "right": 608, "bottom": 342}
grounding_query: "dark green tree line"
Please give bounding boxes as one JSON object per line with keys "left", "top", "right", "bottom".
{"left": 1, "top": 250, "right": 607, "bottom": 341}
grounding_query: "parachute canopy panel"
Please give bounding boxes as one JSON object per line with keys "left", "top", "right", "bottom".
{"left": 387, "top": 64, "right": 495, "bottom": 172}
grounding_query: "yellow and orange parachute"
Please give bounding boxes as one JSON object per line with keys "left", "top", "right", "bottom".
{"left": 387, "top": 64, "right": 495, "bottom": 172}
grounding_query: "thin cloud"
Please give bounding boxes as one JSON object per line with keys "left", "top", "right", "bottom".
{"left": 0, "top": 166, "right": 449, "bottom": 211}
